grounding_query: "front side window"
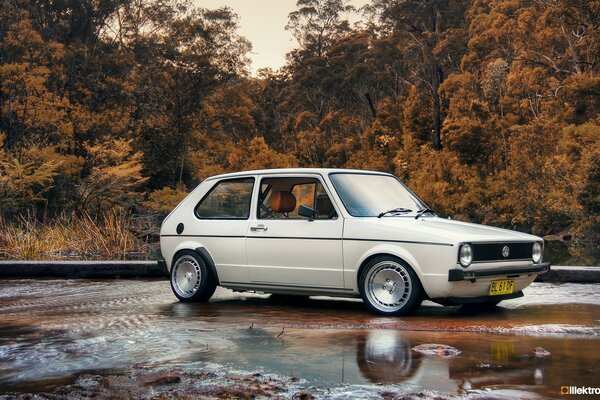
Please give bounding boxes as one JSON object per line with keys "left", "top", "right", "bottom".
{"left": 195, "top": 178, "right": 254, "bottom": 219}
{"left": 258, "top": 177, "right": 337, "bottom": 220}
{"left": 329, "top": 173, "right": 426, "bottom": 217}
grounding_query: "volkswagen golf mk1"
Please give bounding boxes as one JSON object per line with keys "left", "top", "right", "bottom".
{"left": 159, "top": 168, "right": 550, "bottom": 315}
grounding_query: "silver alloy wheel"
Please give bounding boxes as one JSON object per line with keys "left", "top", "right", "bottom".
{"left": 172, "top": 255, "right": 202, "bottom": 298}
{"left": 364, "top": 260, "right": 413, "bottom": 313}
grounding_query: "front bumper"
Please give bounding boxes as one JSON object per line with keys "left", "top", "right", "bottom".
{"left": 437, "top": 290, "right": 524, "bottom": 306}
{"left": 448, "top": 262, "right": 551, "bottom": 282}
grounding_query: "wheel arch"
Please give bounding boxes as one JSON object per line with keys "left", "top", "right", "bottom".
{"left": 193, "top": 247, "right": 220, "bottom": 285}
{"left": 169, "top": 242, "right": 220, "bottom": 285}
{"left": 355, "top": 245, "right": 431, "bottom": 298}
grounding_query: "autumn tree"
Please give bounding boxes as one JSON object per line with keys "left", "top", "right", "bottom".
{"left": 77, "top": 138, "right": 146, "bottom": 213}
{"left": 368, "top": 0, "right": 468, "bottom": 149}
{"left": 1, "top": 0, "right": 599, "bottom": 264}
{"left": 0, "top": 134, "right": 61, "bottom": 216}
{"left": 287, "top": 0, "right": 355, "bottom": 58}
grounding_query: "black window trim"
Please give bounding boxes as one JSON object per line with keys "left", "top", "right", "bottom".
{"left": 194, "top": 177, "right": 255, "bottom": 220}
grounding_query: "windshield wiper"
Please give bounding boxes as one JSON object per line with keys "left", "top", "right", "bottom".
{"left": 377, "top": 208, "right": 413, "bottom": 218}
{"left": 415, "top": 208, "right": 434, "bottom": 220}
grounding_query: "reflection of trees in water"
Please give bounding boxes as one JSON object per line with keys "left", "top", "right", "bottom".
{"left": 356, "top": 331, "right": 421, "bottom": 383}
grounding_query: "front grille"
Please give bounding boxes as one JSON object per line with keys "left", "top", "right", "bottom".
{"left": 472, "top": 242, "right": 533, "bottom": 262}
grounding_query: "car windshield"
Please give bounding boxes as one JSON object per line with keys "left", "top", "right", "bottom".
{"left": 329, "top": 173, "right": 427, "bottom": 217}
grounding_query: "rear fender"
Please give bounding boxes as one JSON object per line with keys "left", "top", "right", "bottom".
{"left": 168, "top": 241, "right": 220, "bottom": 285}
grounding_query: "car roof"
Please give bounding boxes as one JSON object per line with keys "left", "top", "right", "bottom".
{"left": 204, "top": 168, "right": 393, "bottom": 181}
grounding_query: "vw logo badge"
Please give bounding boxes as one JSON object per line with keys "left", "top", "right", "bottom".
{"left": 502, "top": 245, "right": 510, "bottom": 258}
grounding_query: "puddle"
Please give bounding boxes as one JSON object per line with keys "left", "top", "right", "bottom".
{"left": 0, "top": 279, "right": 599, "bottom": 398}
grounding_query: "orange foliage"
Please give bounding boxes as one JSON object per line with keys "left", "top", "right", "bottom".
{"left": 1, "top": 0, "right": 598, "bottom": 263}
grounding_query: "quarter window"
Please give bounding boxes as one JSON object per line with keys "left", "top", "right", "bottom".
{"left": 195, "top": 178, "right": 254, "bottom": 219}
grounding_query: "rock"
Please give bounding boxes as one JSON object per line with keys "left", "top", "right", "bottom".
{"left": 412, "top": 343, "right": 461, "bottom": 358}
{"left": 143, "top": 372, "right": 181, "bottom": 386}
{"left": 534, "top": 346, "right": 551, "bottom": 357}
{"left": 293, "top": 391, "right": 315, "bottom": 400}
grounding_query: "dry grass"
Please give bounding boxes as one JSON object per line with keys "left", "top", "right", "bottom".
{"left": 0, "top": 211, "right": 159, "bottom": 260}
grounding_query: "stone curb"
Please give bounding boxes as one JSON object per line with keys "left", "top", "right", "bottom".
{"left": 534, "top": 266, "right": 600, "bottom": 284}
{"left": 0, "top": 262, "right": 598, "bottom": 283}
{"left": 0, "top": 260, "right": 168, "bottom": 279}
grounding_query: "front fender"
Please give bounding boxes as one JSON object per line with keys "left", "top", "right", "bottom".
{"left": 351, "top": 242, "right": 455, "bottom": 299}
{"left": 354, "top": 243, "right": 424, "bottom": 287}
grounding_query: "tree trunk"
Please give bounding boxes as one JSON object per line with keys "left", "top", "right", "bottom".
{"left": 364, "top": 92, "right": 377, "bottom": 118}
{"left": 432, "top": 60, "right": 442, "bottom": 150}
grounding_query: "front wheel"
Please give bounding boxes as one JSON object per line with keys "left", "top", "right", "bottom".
{"left": 170, "top": 250, "right": 217, "bottom": 302}
{"left": 359, "top": 256, "right": 423, "bottom": 316}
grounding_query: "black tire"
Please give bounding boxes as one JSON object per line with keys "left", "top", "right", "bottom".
{"left": 170, "top": 250, "right": 217, "bottom": 302}
{"left": 359, "top": 256, "right": 423, "bottom": 316}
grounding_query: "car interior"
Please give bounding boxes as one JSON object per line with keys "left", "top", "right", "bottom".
{"left": 258, "top": 177, "right": 338, "bottom": 220}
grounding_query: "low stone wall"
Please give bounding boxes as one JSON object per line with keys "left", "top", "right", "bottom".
{"left": 0, "top": 262, "right": 598, "bottom": 283}
{"left": 0, "top": 260, "right": 168, "bottom": 279}
{"left": 534, "top": 266, "right": 600, "bottom": 283}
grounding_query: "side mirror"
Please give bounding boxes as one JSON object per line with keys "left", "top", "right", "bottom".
{"left": 298, "top": 205, "right": 315, "bottom": 221}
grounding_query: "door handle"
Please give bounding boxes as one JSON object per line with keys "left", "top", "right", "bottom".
{"left": 250, "top": 225, "right": 268, "bottom": 232}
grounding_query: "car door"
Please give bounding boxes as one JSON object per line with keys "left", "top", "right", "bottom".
{"left": 245, "top": 174, "right": 345, "bottom": 289}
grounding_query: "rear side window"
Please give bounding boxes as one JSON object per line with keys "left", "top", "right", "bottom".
{"left": 195, "top": 178, "right": 254, "bottom": 219}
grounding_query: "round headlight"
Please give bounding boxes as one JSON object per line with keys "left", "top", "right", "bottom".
{"left": 532, "top": 242, "right": 542, "bottom": 263}
{"left": 459, "top": 244, "right": 473, "bottom": 267}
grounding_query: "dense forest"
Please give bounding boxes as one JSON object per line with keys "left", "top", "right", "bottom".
{"left": 0, "top": 0, "right": 598, "bottom": 263}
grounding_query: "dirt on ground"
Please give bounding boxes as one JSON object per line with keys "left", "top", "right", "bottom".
{"left": 0, "top": 368, "right": 298, "bottom": 400}
{"left": 0, "top": 366, "right": 472, "bottom": 400}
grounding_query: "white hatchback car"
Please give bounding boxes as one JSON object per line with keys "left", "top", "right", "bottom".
{"left": 159, "top": 168, "right": 550, "bottom": 315}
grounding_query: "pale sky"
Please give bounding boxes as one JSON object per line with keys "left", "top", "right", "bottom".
{"left": 198, "top": 0, "right": 369, "bottom": 73}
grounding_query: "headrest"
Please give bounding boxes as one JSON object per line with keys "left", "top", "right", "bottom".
{"left": 271, "top": 191, "right": 296, "bottom": 213}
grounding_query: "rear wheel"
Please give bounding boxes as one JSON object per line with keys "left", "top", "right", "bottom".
{"left": 170, "top": 250, "right": 217, "bottom": 302}
{"left": 359, "top": 256, "right": 423, "bottom": 316}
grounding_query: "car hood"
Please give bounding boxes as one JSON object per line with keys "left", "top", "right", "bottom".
{"left": 345, "top": 217, "right": 541, "bottom": 245}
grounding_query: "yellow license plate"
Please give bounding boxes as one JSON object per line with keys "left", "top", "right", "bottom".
{"left": 489, "top": 279, "right": 515, "bottom": 296}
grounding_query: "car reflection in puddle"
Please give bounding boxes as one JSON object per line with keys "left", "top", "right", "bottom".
{"left": 186, "top": 323, "right": 598, "bottom": 399}
{"left": 357, "top": 331, "right": 421, "bottom": 384}
{"left": 158, "top": 291, "right": 599, "bottom": 398}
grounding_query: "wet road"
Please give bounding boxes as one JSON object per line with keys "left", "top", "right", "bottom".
{"left": 1, "top": 279, "right": 599, "bottom": 398}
